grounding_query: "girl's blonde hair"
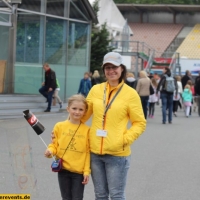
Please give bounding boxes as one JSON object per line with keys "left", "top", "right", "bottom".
{"left": 126, "top": 72, "right": 134, "bottom": 78}
{"left": 139, "top": 70, "right": 148, "bottom": 78}
{"left": 184, "top": 84, "right": 191, "bottom": 90}
{"left": 68, "top": 94, "right": 88, "bottom": 110}
{"left": 175, "top": 76, "right": 181, "bottom": 81}
{"left": 92, "top": 70, "right": 100, "bottom": 78}
{"left": 151, "top": 78, "right": 157, "bottom": 87}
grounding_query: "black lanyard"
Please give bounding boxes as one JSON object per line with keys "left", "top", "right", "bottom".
{"left": 102, "top": 84, "right": 124, "bottom": 128}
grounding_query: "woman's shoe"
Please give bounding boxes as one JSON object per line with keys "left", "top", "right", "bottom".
{"left": 174, "top": 113, "right": 177, "bottom": 117}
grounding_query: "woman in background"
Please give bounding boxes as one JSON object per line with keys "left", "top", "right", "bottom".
{"left": 136, "top": 70, "right": 151, "bottom": 119}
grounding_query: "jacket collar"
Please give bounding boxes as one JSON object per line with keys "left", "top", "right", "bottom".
{"left": 106, "top": 80, "right": 124, "bottom": 91}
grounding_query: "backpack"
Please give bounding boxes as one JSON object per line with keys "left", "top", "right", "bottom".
{"left": 164, "top": 75, "right": 175, "bottom": 93}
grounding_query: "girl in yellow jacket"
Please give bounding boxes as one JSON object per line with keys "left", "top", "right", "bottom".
{"left": 82, "top": 52, "right": 146, "bottom": 200}
{"left": 45, "top": 94, "right": 90, "bottom": 200}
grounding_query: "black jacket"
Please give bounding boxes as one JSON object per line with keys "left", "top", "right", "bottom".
{"left": 125, "top": 78, "right": 137, "bottom": 89}
{"left": 181, "top": 75, "right": 191, "bottom": 89}
{"left": 91, "top": 77, "right": 101, "bottom": 86}
{"left": 156, "top": 72, "right": 178, "bottom": 95}
{"left": 195, "top": 76, "right": 200, "bottom": 95}
{"left": 45, "top": 69, "right": 56, "bottom": 90}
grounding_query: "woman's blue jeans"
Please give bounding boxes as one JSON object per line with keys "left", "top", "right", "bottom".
{"left": 91, "top": 153, "right": 131, "bottom": 200}
{"left": 161, "top": 92, "right": 173, "bottom": 123}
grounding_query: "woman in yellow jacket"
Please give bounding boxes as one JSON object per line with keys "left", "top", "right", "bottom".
{"left": 82, "top": 52, "right": 146, "bottom": 200}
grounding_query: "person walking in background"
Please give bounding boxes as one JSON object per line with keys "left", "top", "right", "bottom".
{"left": 181, "top": 70, "right": 191, "bottom": 89}
{"left": 173, "top": 76, "right": 183, "bottom": 116}
{"left": 176, "top": 76, "right": 183, "bottom": 110}
{"left": 156, "top": 67, "right": 178, "bottom": 124}
{"left": 125, "top": 72, "right": 137, "bottom": 89}
{"left": 91, "top": 70, "right": 101, "bottom": 86}
{"left": 82, "top": 52, "right": 146, "bottom": 200}
{"left": 45, "top": 94, "right": 90, "bottom": 200}
{"left": 136, "top": 70, "right": 151, "bottom": 119}
{"left": 182, "top": 84, "right": 193, "bottom": 118}
{"left": 53, "top": 79, "right": 63, "bottom": 109}
{"left": 190, "top": 82, "right": 197, "bottom": 112}
{"left": 78, "top": 72, "right": 92, "bottom": 97}
{"left": 39, "top": 63, "right": 56, "bottom": 112}
{"left": 194, "top": 72, "right": 200, "bottom": 116}
{"left": 187, "top": 80, "right": 194, "bottom": 116}
{"left": 148, "top": 78, "right": 159, "bottom": 118}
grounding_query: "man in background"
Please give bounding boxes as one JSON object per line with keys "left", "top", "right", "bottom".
{"left": 39, "top": 63, "right": 56, "bottom": 112}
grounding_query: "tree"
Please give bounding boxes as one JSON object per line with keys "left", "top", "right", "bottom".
{"left": 90, "top": 0, "right": 114, "bottom": 73}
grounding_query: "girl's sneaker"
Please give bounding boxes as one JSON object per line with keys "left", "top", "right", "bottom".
{"left": 151, "top": 115, "right": 154, "bottom": 118}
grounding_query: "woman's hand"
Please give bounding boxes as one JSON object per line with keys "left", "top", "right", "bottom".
{"left": 44, "top": 149, "right": 52, "bottom": 158}
{"left": 82, "top": 175, "right": 89, "bottom": 185}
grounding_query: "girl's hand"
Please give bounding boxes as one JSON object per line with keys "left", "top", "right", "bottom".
{"left": 51, "top": 131, "right": 55, "bottom": 142}
{"left": 44, "top": 149, "right": 52, "bottom": 158}
{"left": 82, "top": 175, "right": 89, "bottom": 185}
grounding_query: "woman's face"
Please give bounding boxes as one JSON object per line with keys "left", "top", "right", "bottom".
{"left": 104, "top": 64, "right": 123, "bottom": 82}
{"left": 163, "top": 68, "right": 166, "bottom": 74}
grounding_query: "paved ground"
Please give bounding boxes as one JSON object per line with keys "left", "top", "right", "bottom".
{"left": 0, "top": 106, "right": 200, "bottom": 200}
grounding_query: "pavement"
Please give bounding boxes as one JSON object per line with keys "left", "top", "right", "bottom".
{"left": 0, "top": 106, "right": 200, "bottom": 200}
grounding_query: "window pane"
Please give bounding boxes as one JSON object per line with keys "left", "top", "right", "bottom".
{"left": 15, "top": 14, "right": 44, "bottom": 94}
{"left": 66, "top": 22, "right": 90, "bottom": 98}
{"left": 68, "top": 22, "right": 89, "bottom": 66}
{"left": 45, "top": 17, "right": 67, "bottom": 101}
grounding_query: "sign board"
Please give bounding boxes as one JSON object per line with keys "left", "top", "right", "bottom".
{"left": 122, "top": 55, "right": 131, "bottom": 69}
{"left": 179, "top": 59, "right": 200, "bottom": 76}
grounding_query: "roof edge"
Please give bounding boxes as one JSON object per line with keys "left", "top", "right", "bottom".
{"left": 81, "top": 0, "right": 98, "bottom": 24}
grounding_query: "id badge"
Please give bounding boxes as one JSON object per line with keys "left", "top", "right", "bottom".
{"left": 96, "top": 129, "right": 107, "bottom": 137}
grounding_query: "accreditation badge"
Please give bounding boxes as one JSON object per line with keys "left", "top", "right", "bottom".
{"left": 96, "top": 129, "right": 107, "bottom": 137}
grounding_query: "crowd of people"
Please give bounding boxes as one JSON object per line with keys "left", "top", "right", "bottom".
{"left": 126, "top": 68, "right": 200, "bottom": 124}
{"left": 40, "top": 52, "right": 200, "bottom": 200}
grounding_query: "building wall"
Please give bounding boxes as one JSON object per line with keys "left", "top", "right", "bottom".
{"left": 122, "top": 11, "right": 200, "bottom": 26}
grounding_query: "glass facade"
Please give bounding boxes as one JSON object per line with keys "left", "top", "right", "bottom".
{"left": 0, "top": 0, "right": 92, "bottom": 100}
{"left": 0, "top": 13, "right": 10, "bottom": 93}
{"left": 15, "top": 14, "right": 44, "bottom": 94}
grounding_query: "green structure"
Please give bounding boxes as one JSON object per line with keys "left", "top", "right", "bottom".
{"left": 0, "top": 0, "right": 97, "bottom": 101}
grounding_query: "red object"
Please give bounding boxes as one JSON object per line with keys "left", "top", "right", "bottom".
{"left": 144, "top": 58, "right": 172, "bottom": 69}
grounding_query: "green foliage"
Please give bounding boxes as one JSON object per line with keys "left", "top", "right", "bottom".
{"left": 90, "top": 0, "right": 114, "bottom": 73}
{"left": 113, "top": 0, "right": 200, "bottom": 4}
{"left": 90, "top": 23, "right": 114, "bottom": 72}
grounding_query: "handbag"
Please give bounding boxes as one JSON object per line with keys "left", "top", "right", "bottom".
{"left": 51, "top": 158, "right": 63, "bottom": 172}
{"left": 149, "top": 84, "right": 154, "bottom": 95}
{"left": 51, "top": 123, "right": 81, "bottom": 172}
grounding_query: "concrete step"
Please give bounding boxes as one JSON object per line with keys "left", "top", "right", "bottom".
{"left": 0, "top": 94, "right": 67, "bottom": 119}
{"left": 0, "top": 94, "right": 45, "bottom": 101}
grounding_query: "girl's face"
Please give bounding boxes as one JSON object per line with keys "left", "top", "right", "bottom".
{"left": 104, "top": 64, "right": 123, "bottom": 82}
{"left": 67, "top": 101, "right": 86, "bottom": 122}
